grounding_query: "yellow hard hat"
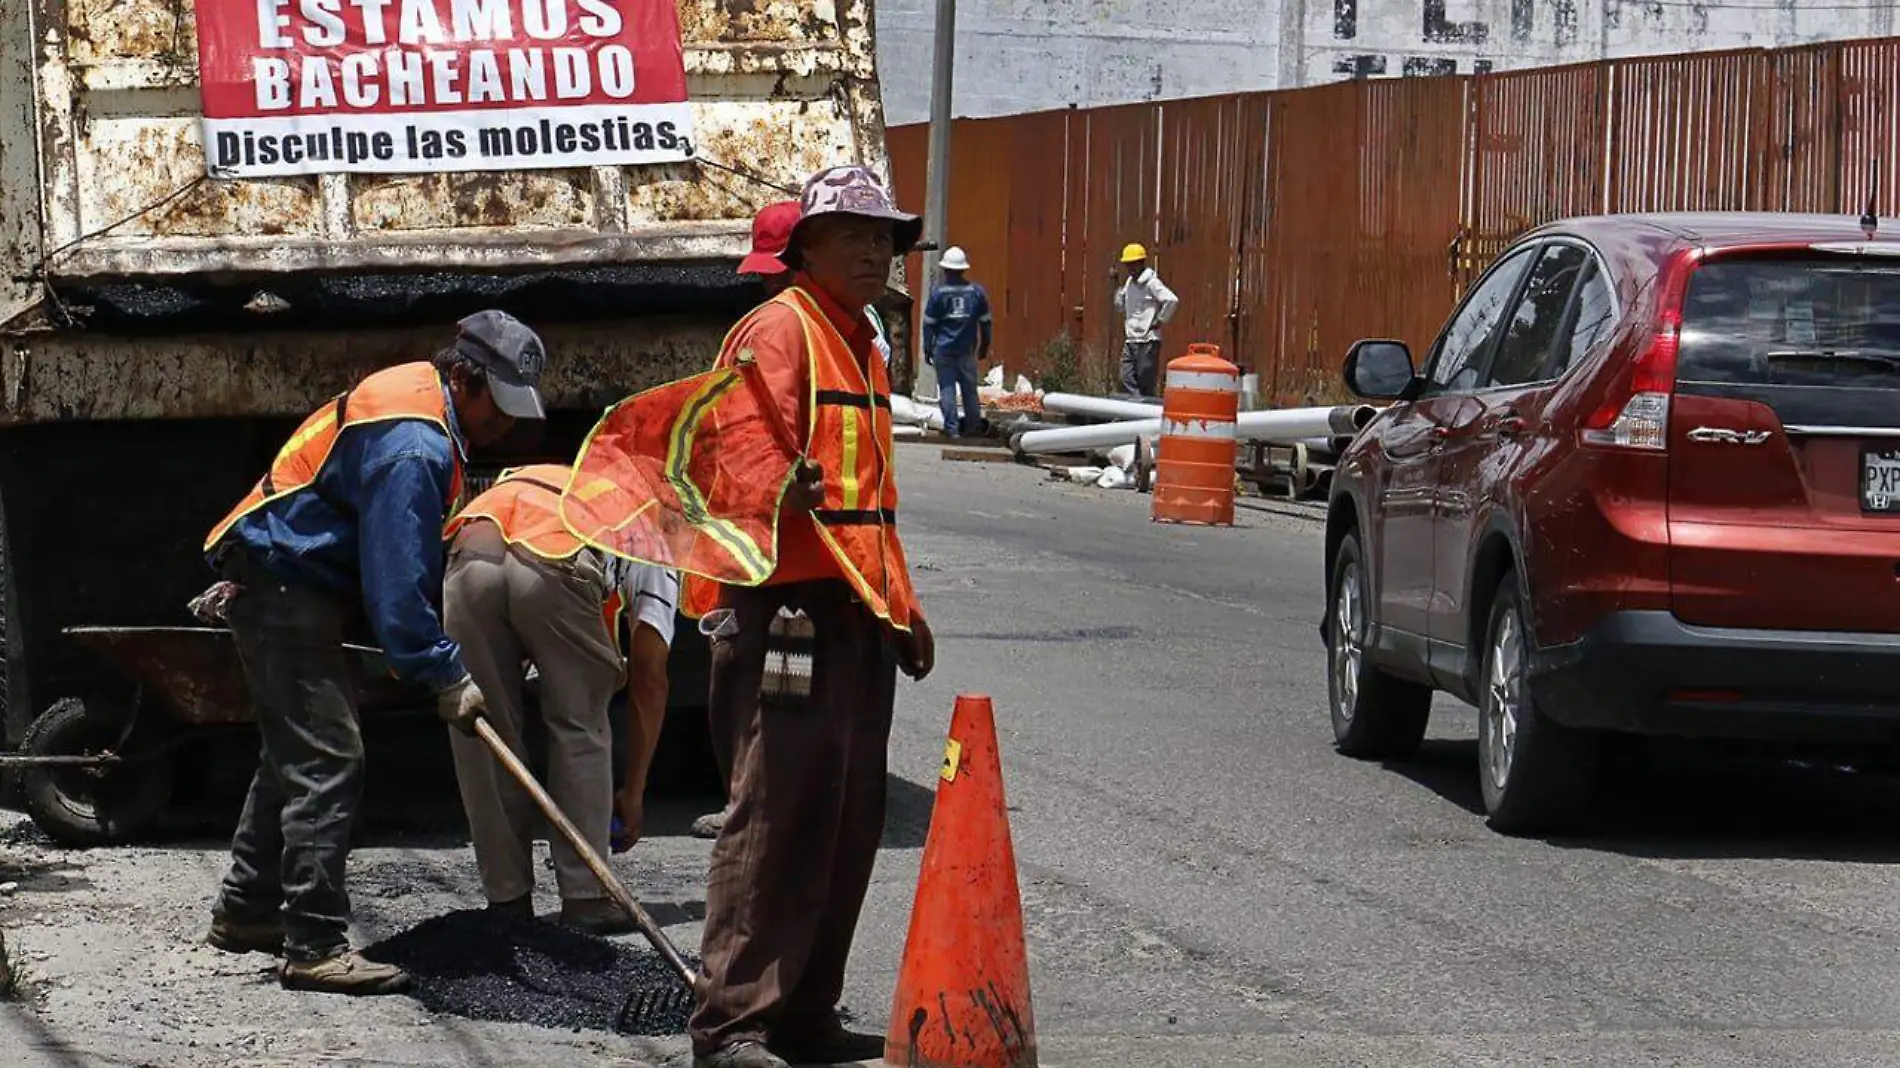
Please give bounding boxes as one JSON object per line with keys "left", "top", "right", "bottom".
{"left": 1120, "top": 243, "right": 1148, "bottom": 264}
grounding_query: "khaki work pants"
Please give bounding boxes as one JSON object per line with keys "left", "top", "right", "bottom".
{"left": 690, "top": 580, "right": 898, "bottom": 1054}
{"left": 443, "top": 522, "right": 623, "bottom": 905}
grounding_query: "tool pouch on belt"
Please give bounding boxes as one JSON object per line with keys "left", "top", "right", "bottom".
{"left": 760, "top": 607, "right": 816, "bottom": 708}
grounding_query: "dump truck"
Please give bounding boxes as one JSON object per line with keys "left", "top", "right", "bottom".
{"left": 0, "top": 0, "right": 911, "bottom": 843}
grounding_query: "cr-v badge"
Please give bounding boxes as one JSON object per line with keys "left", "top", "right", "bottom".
{"left": 1687, "top": 427, "right": 1773, "bottom": 445}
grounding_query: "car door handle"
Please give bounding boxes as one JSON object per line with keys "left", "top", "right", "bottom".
{"left": 1495, "top": 416, "right": 1527, "bottom": 438}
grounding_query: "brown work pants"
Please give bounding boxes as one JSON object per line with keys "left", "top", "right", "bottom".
{"left": 442, "top": 522, "right": 624, "bottom": 905}
{"left": 689, "top": 580, "right": 897, "bottom": 1055}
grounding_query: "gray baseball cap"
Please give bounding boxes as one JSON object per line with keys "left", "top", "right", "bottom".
{"left": 454, "top": 310, "right": 548, "bottom": 420}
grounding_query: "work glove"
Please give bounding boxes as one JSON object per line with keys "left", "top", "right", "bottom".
{"left": 436, "top": 675, "right": 488, "bottom": 736}
{"left": 187, "top": 581, "right": 242, "bottom": 627}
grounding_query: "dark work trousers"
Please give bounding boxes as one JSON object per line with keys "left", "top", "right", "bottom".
{"left": 211, "top": 555, "right": 365, "bottom": 963}
{"left": 1119, "top": 339, "right": 1161, "bottom": 397}
{"left": 689, "top": 580, "right": 898, "bottom": 1055}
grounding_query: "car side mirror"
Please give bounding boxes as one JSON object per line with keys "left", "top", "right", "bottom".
{"left": 1343, "top": 339, "right": 1418, "bottom": 401}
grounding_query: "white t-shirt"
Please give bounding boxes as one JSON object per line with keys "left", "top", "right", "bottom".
{"left": 868, "top": 305, "right": 891, "bottom": 366}
{"left": 604, "top": 554, "right": 680, "bottom": 648}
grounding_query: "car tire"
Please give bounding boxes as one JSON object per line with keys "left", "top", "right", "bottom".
{"left": 1477, "top": 580, "right": 1601, "bottom": 835}
{"left": 20, "top": 698, "right": 172, "bottom": 848}
{"left": 1327, "top": 532, "right": 1431, "bottom": 760}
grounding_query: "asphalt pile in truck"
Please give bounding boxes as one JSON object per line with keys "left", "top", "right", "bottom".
{"left": 68, "top": 264, "right": 759, "bottom": 334}
{"left": 364, "top": 909, "right": 697, "bottom": 1036}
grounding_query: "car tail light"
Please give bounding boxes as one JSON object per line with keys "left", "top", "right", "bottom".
{"left": 1581, "top": 250, "right": 1700, "bottom": 452}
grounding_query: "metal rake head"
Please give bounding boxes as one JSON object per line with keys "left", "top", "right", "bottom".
{"left": 614, "top": 982, "right": 697, "bottom": 1035}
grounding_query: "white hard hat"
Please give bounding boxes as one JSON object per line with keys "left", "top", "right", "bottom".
{"left": 940, "top": 246, "right": 971, "bottom": 271}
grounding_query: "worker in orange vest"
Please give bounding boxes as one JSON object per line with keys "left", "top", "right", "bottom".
{"left": 439, "top": 464, "right": 679, "bottom": 933}
{"left": 687, "top": 199, "right": 901, "bottom": 844}
{"left": 197, "top": 311, "right": 548, "bottom": 996}
{"left": 688, "top": 166, "right": 935, "bottom": 1068}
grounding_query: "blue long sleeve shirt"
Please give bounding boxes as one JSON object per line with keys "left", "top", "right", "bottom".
{"left": 215, "top": 393, "right": 469, "bottom": 693}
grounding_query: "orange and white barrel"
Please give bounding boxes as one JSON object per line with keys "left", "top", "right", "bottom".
{"left": 1152, "top": 343, "right": 1239, "bottom": 527}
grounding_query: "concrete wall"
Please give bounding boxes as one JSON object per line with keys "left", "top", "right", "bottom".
{"left": 874, "top": 0, "right": 1285, "bottom": 125}
{"left": 879, "top": 0, "right": 1900, "bottom": 125}
{"left": 1302, "top": 0, "right": 1900, "bottom": 85}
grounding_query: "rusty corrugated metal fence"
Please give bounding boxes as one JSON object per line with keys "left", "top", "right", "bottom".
{"left": 890, "top": 36, "right": 1900, "bottom": 406}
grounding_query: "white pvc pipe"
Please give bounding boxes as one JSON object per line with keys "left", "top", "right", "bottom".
{"left": 1040, "top": 393, "right": 1162, "bottom": 421}
{"left": 1016, "top": 404, "right": 1377, "bottom": 456}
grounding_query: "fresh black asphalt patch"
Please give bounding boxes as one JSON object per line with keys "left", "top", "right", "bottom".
{"left": 364, "top": 909, "right": 698, "bottom": 1036}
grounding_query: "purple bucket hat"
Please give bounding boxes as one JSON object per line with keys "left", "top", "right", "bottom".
{"left": 785, "top": 165, "right": 923, "bottom": 265}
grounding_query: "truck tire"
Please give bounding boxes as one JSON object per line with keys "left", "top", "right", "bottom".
{"left": 0, "top": 484, "right": 23, "bottom": 810}
{"left": 1477, "top": 580, "right": 1601, "bottom": 835}
{"left": 20, "top": 699, "right": 172, "bottom": 848}
{"left": 1327, "top": 532, "right": 1431, "bottom": 760}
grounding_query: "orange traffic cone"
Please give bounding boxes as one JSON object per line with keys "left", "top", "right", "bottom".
{"left": 884, "top": 694, "right": 1037, "bottom": 1068}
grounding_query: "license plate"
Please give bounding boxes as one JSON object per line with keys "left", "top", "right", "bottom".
{"left": 1861, "top": 447, "right": 1900, "bottom": 512}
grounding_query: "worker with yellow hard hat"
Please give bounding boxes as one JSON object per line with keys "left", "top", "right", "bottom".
{"left": 1114, "top": 241, "right": 1179, "bottom": 397}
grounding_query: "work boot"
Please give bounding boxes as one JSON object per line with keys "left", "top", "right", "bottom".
{"left": 560, "top": 897, "right": 635, "bottom": 936}
{"left": 487, "top": 894, "right": 534, "bottom": 921}
{"left": 279, "top": 951, "right": 412, "bottom": 996}
{"left": 690, "top": 804, "right": 733, "bottom": 840}
{"left": 204, "top": 912, "right": 284, "bottom": 956}
{"left": 694, "top": 1041, "right": 790, "bottom": 1068}
{"left": 771, "top": 1021, "right": 885, "bottom": 1064}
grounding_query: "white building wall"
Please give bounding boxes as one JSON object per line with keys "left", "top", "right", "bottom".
{"left": 878, "top": 0, "right": 1900, "bottom": 126}
{"left": 875, "top": 0, "right": 1286, "bottom": 125}
{"left": 1302, "top": 0, "right": 1900, "bottom": 85}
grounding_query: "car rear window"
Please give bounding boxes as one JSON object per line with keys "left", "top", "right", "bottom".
{"left": 1678, "top": 259, "right": 1900, "bottom": 389}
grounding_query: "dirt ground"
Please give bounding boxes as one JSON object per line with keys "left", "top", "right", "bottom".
{"left": 0, "top": 799, "right": 722, "bottom": 1068}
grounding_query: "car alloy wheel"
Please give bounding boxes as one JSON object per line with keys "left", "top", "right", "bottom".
{"left": 1331, "top": 558, "right": 1365, "bottom": 723}
{"left": 1481, "top": 606, "right": 1524, "bottom": 796}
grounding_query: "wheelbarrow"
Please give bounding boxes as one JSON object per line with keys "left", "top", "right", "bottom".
{"left": 3, "top": 626, "right": 433, "bottom": 847}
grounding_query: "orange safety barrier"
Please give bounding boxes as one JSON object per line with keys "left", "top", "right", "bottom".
{"left": 1152, "top": 342, "right": 1240, "bottom": 526}
{"left": 885, "top": 694, "right": 1038, "bottom": 1068}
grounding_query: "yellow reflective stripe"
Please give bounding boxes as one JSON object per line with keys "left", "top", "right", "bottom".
{"left": 810, "top": 522, "right": 910, "bottom": 632}
{"left": 788, "top": 296, "right": 822, "bottom": 441}
{"left": 208, "top": 410, "right": 446, "bottom": 551}
{"left": 840, "top": 409, "right": 862, "bottom": 511}
{"left": 576, "top": 477, "right": 616, "bottom": 502}
{"left": 442, "top": 503, "right": 584, "bottom": 559}
{"left": 273, "top": 404, "right": 340, "bottom": 469}
{"left": 660, "top": 369, "right": 772, "bottom": 582}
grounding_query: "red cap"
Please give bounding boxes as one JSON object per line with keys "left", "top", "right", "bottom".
{"left": 739, "top": 201, "right": 800, "bottom": 277}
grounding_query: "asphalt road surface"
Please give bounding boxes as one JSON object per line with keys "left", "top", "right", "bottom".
{"left": 9, "top": 446, "right": 1900, "bottom": 1067}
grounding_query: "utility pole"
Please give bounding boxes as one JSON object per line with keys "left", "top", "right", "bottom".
{"left": 918, "top": 0, "right": 956, "bottom": 401}
{"left": 923, "top": 0, "right": 956, "bottom": 291}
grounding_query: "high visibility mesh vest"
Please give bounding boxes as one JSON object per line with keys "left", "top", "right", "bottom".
{"left": 445, "top": 463, "right": 629, "bottom": 645}
{"left": 682, "top": 287, "right": 919, "bottom": 630}
{"left": 205, "top": 363, "right": 464, "bottom": 553}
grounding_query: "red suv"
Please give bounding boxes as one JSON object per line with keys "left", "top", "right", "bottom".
{"left": 1323, "top": 212, "right": 1900, "bottom": 834}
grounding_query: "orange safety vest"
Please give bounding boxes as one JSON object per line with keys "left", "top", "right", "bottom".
{"left": 682, "top": 287, "right": 918, "bottom": 630}
{"left": 205, "top": 362, "right": 465, "bottom": 553}
{"left": 445, "top": 462, "right": 629, "bottom": 643}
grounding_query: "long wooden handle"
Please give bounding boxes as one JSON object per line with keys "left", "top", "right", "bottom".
{"left": 471, "top": 717, "right": 700, "bottom": 990}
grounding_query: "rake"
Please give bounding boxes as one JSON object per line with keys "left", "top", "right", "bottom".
{"left": 471, "top": 717, "right": 700, "bottom": 1028}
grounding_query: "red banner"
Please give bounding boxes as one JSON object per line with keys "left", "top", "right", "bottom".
{"left": 193, "top": 0, "right": 693, "bottom": 178}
